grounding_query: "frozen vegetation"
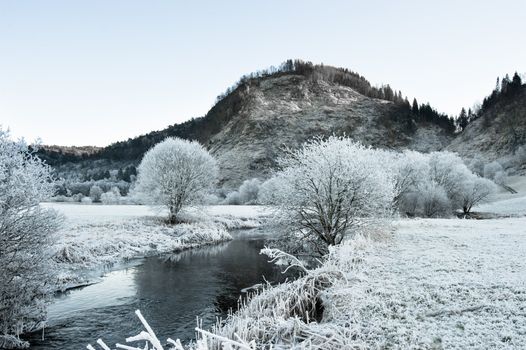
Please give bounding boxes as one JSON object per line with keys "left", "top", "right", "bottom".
{"left": 45, "top": 203, "right": 269, "bottom": 291}
{"left": 134, "top": 137, "right": 219, "bottom": 224}
{"left": 0, "top": 130, "right": 61, "bottom": 347}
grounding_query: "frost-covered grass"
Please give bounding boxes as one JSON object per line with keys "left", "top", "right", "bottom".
{"left": 202, "top": 217, "right": 526, "bottom": 349}
{"left": 474, "top": 175, "right": 526, "bottom": 216}
{"left": 475, "top": 195, "right": 526, "bottom": 216}
{"left": 44, "top": 203, "right": 269, "bottom": 290}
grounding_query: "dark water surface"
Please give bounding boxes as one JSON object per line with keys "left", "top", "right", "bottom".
{"left": 26, "top": 231, "right": 289, "bottom": 349}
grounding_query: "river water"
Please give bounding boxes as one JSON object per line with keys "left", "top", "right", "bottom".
{"left": 26, "top": 230, "right": 290, "bottom": 349}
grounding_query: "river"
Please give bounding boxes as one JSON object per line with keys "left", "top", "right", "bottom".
{"left": 26, "top": 230, "right": 291, "bottom": 349}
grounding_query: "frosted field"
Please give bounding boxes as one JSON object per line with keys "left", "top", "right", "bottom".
{"left": 44, "top": 203, "right": 270, "bottom": 289}
{"left": 322, "top": 218, "right": 526, "bottom": 348}
{"left": 474, "top": 175, "right": 526, "bottom": 216}
{"left": 475, "top": 194, "right": 526, "bottom": 216}
{"left": 42, "top": 203, "right": 271, "bottom": 223}
{"left": 208, "top": 216, "right": 526, "bottom": 349}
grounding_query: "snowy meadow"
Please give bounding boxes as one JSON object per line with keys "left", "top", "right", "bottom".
{"left": 47, "top": 204, "right": 268, "bottom": 291}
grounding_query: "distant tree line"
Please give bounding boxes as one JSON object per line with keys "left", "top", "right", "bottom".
{"left": 455, "top": 72, "right": 524, "bottom": 132}
{"left": 215, "top": 59, "right": 409, "bottom": 105}
{"left": 214, "top": 59, "right": 456, "bottom": 133}
{"left": 38, "top": 59, "right": 472, "bottom": 169}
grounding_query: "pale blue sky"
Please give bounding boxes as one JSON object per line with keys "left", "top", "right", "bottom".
{"left": 1, "top": 0, "right": 525, "bottom": 146}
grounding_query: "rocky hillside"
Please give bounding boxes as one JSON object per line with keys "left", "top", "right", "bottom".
{"left": 38, "top": 62, "right": 459, "bottom": 188}
{"left": 448, "top": 84, "right": 526, "bottom": 162}
{"left": 206, "top": 74, "right": 451, "bottom": 186}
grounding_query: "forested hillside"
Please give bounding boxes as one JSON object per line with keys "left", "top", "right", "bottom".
{"left": 38, "top": 60, "right": 459, "bottom": 188}
{"left": 36, "top": 61, "right": 525, "bottom": 189}
{"left": 449, "top": 73, "right": 526, "bottom": 166}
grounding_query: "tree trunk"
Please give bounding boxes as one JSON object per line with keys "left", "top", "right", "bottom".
{"left": 169, "top": 206, "right": 178, "bottom": 224}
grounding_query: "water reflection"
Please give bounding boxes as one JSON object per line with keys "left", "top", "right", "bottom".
{"left": 26, "top": 234, "right": 291, "bottom": 349}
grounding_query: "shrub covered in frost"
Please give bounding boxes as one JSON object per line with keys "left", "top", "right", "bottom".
{"left": 0, "top": 129, "right": 62, "bottom": 347}
{"left": 418, "top": 182, "right": 451, "bottom": 217}
{"left": 427, "top": 151, "right": 474, "bottom": 208}
{"left": 483, "top": 161, "right": 504, "bottom": 180}
{"left": 100, "top": 186, "right": 122, "bottom": 204}
{"left": 267, "top": 136, "right": 395, "bottom": 255}
{"left": 257, "top": 176, "right": 287, "bottom": 205}
{"left": 468, "top": 156, "right": 485, "bottom": 176}
{"left": 223, "top": 178, "right": 262, "bottom": 205}
{"left": 390, "top": 150, "right": 430, "bottom": 206}
{"left": 459, "top": 177, "right": 497, "bottom": 213}
{"left": 89, "top": 185, "right": 103, "bottom": 202}
{"left": 134, "top": 137, "right": 219, "bottom": 224}
{"left": 80, "top": 196, "right": 93, "bottom": 204}
{"left": 394, "top": 151, "right": 496, "bottom": 217}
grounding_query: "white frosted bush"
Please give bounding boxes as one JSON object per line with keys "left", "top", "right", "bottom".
{"left": 0, "top": 129, "right": 61, "bottom": 346}
{"left": 81, "top": 196, "right": 93, "bottom": 204}
{"left": 134, "top": 137, "right": 218, "bottom": 223}
{"left": 390, "top": 150, "right": 429, "bottom": 206}
{"left": 100, "top": 186, "right": 121, "bottom": 204}
{"left": 468, "top": 156, "right": 485, "bottom": 176}
{"left": 395, "top": 151, "right": 487, "bottom": 217}
{"left": 257, "top": 176, "right": 287, "bottom": 205}
{"left": 223, "top": 178, "right": 262, "bottom": 205}
{"left": 269, "top": 136, "right": 395, "bottom": 254}
{"left": 427, "top": 151, "right": 473, "bottom": 208}
{"left": 89, "top": 185, "right": 103, "bottom": 202}
{"left": 459, "top": 177, "right": 497, "bottom": 213}
{"left": 71, "top": 193, "right": 83, "bottom": 202}
{"left": 418, "top": 182, "right": 451, "bottom": 217}
{"left": 483, "top": 161, "right": 504, "bottom": 180}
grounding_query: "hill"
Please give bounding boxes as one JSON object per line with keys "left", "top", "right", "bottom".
{"left": 38, "top": 60, "right": 459, "bottom": 188}
{"left": 448, "top": 77, "right": 526, "bottom": 165}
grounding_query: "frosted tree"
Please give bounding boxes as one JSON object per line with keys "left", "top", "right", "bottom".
{"left": 257, "top": 176, "right": 288, "bottom": 205}
{"left": 394, "top": 151, "right": 489, "bottom": 217}
{"left": 0, "top": 129, "right": 61, "bottom": 347}
{"left": 459, "top": 177, "right": 496, "bottom": 213}
{"left": 427, "top": 151, "right": 474, "bottom": 208}
{"left": 100, "top": 186, "right": 122, "bottom": 204}
{"left": 417, "top": 182, "right": 451, "bottom": 217}
{"left": 483, "top": 161, "right": 504, "bottom": 180}
{"left": 135, "top": 137, "right": 218, "bottom": 224}
{"left": 271, "top": 136, "right": 395, "bottom": 255}
{"left": 468, "top": 156, "right": 485, "bottom": 176}
{"left": 390, "top": 150, "right": 429, "bottom": 206}
{"left": 89, "top": 184, "right": 103, "bottom": 202}
{"left": 224, "top": 178, "right": 262, "bottom": 205}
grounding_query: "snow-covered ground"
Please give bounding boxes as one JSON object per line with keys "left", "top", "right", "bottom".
{"left": 323, "top": 218, "right": 526, "bottom": 349}
{"left": 210, "top": 198, "right": 526, "bottom": 349}
{"left": 475, "top": 195, "right": 526, "bottom": 216}
{"left": 473, "top": 175, "right": 526, "bottom": 216}
{"left": 44, "top": 203, "right": 269, "bottom": 290}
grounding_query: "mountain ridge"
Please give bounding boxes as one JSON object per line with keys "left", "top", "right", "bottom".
{"left": 36, "top": 60, "right": 525, "bottom": 187}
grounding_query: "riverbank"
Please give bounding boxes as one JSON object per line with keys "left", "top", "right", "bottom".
{"left": 44, "top": 203, "right": 272, "bottom": 291}
{"left": 207, "top": 215, "right": 526, "bottom": 349}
